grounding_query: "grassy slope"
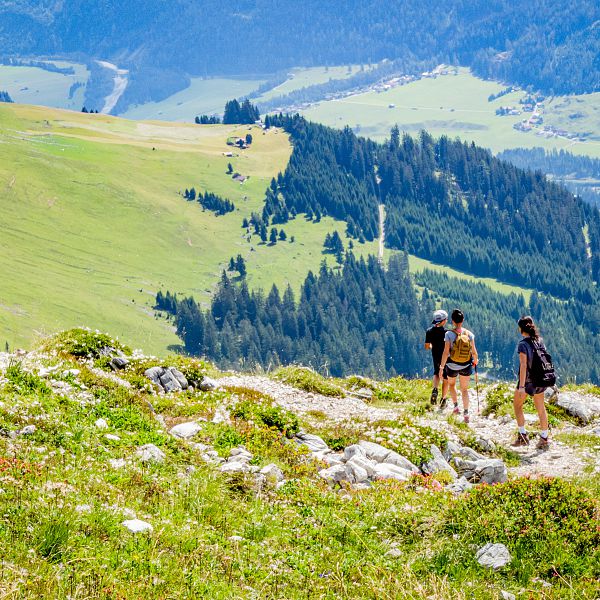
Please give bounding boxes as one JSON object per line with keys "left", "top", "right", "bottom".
{"left": 121, "top": 78, "right": 265, "bottom": 121}
{"left": 302, "top": 67, "right": 600, "bottom": 158}
{"left": 256, "top": 65, "right": 371, "bottom": 102}
{"left": 0, "top": 62, "right": 89, "bottom": 111}
{"left": 0, "top": 103, "right": 378, "bottom": 352}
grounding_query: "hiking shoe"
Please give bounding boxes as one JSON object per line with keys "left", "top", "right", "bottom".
{"left": 463, "top": 414, "right": 470, "bottom": 424}
{"left": 511, "top": 432, "right": 530, "bottom": 447}
{"left": 439, "top": 397, "right": 448, "bottom": 410}
{"left": 536, "top": 435, "right": 550, "bottom": 450}
{"left": 452, "top": 404, "right": 460, "bottom": 415}
{"left": 430, "top": 388, "right": 439, "bottom": 405}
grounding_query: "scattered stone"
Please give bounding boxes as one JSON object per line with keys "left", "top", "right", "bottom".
{"left": 220, "top": 461, "right": 250, "bottom": 474}
{"left": 109, "top": 356, "right": 129, "bottom": 370}
{"left": 346, "top": 455, "right": 376, "bottom": 478}
{"left": 94, "top": 418, "right": 109, "bottom": 430}
{"left": 475, "top": 436, "right": 496, "bottom": 453}
{"left": 109, "top": 458, "right": 127, "bottom": 469}
{"left": 136, "top": 444, "right": 166, "bottom": 464}
{"left": 445, "top": 476, "right": 473, "bottom": 494}
{"left": 422, "top": 445, "right": 457, "bottom": 480}
{"left": 444, "top": 441, "right": 485, "bottom": 462}
{"left": 122, "top": 519, "right": 153, "bottom": 534}
{"left": 169, "top": 368, "right": 188, "bottom": 389}
{"left": 19, "top": 425, "right": 36, "bottom": 435}
{"left": 385, "top": 547, "right": 403, "bottom": 559}
{"left": 295, "top": 432, "right": 330, "bottom": 453}
{"left": 318, "top": 464, "right": 350, "bottom": 483}
{"left": 322, "top": 453, "right": 344, "bottom": 466}
{"left": 169, "top": 421, "right": 202, "bottom": 440}
{"left": 212, "top": 406, "right": 230, "bottom": 424}
{"left": 372, "top": 463, "right": 412, "bottom": 482}
{"left": 343, "top": 444, "right": 366, "bottom": 462}
{"left": 104, "top": 433, "right": 121, "bottom": 442}
{"left": 476, "top": 543, "right": 511, "bottom": 570}
{"left": 198, "top": 376, "right": 218, "bottom": 392}
{"left": 159, "top": 369, "right": 183, "bottom": 393}
{"left": 454, "top": 458, "right": 507, "bottom": 485}
{"left": 359, "top": 441, "right": 420, "bottom": 473}
{"left": 501, "top": 592, "right": 516, "bottom": 600}
{"left": 554, "top": 391, "right": 600, "bottom": 424}
{"left": 260, "top": 463, "right": 285, "bottom": 483}
{"left": 345, "top": 461, "right": 369, "bottom": 483}
{"left": 229, "top": 535, "right": 244, "bottom": 542}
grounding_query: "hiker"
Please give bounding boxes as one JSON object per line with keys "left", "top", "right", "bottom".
{"left": 424, "top": 309, "right": 449, "bottom": 406}
{"left": 438, "top": 309, "right": 478, "bottom": 423}
{"left": 511, "top": 316, "right": 556, "bottom": 449}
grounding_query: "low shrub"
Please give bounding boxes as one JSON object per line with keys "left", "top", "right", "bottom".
{"left": 48, "top": 328, "right": 131, "bottom": 358}
{"left": 4, "top": 361, "right": 50, "bottom": 396}
{"left": 230, "top": 389, "right": 299, "bottom": 436}
{"left": 273, "top": 366, "right": 345, "bottom": 397}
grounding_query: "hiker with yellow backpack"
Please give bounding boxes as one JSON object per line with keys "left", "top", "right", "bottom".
{"left": 438, "top": 309, "right": 479, "bottom": 423}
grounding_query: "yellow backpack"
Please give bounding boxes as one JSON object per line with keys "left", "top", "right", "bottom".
{"left": 450, "top": 330, "right": 472, "bottom": 363}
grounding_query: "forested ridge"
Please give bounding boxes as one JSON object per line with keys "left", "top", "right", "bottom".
{"left": 159, "top": 117, "right": 600, "bottom": 382}
{"left": 1, "top": 0, "right": 598, "bottom": 111}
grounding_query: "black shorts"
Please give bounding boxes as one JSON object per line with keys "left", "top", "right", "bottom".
{"left": 516, "top": 381, "right": 547, "bottom": 396}
{"left": 444, "top": 364, "right": 472, "bottom": 378}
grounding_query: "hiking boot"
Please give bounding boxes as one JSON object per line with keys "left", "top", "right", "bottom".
{"left": 536, "top": 435, "right": 550, "bottom": 450}
{"left": 439, "top": 397, "right": 448, "bottom": 410}
{"left": 452, "top": 404, "right": 460, "bottom": 415}
{"left": 511, "top": 432, "right": 530, "bottom": 447}
{"left": 430, "top": 388, "right": 439, "bottom": 405}
{"left": 463, "top": 413, "right": 470, "bottom": 424}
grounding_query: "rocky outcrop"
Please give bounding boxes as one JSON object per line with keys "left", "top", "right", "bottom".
{"left": 453, "top": 457, "right": 507, "bottom": 485}
{"left": 553, "top": 391, "right": 600, "bottom": 424}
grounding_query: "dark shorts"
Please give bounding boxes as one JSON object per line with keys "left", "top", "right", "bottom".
{"left": 516, "top": 381, "right": 547, "bottom": 396}
{"left": 444, "top": 364, "right": 472, "bottom": 378}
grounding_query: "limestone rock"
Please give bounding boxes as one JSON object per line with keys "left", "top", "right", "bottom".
{"left": 345, "top": 461, "right": 369, "bottom": 483}
{"left": 159, "top": 369, "right": 182, "bottom": 393}
{"left": 343, "top": 444, "right": 366, "bottom": 462}
{"left": 475, "top": 436, "right": 496, "bottom": 453}
{"left": 136, "top": 444, "right": 166, "bottom": 464}
{"left": 346, "top": 455, "right": 376, "bottom": 478}
{"left": 554, "top": 391, "right": 600, "bottom": 424}
{"left": 444, "top": 441, "right": 485, "bottom": 462}
{"left": 122, "top": 519, "right": 153, "bottom": 534}
{"left": 318, "top": 464, "right": 350, "bottom": 483}
{"left": 476, "top": 543, "right": 511, "bottom": 570}
{"left": 445, "top": 476, "right": 473, "bottom": 494}
{"left": 220, "top": 461, "right": 250, "bottom": 474}
{"left": 109, "top": 356, "right": 129, "bottom": 370}
{"left": 322, "top": 453, "right": 344, "bottom": 466}
{"left": 144, "top": 367, "right": 163, "bottom": 387}
{"left": 295, "top": 432, "right": 330, "bottom": 453}
{"left": 260, "top": 463, "right": 284, "bottom": 483}
{"left": 454, "top": 458, "right": 507, "bottom": 485}
{"left": 372, "top": 463, "right": 412, "bottom": 482}
{"left": 422, "top": 445, "right": 457, "bottom": 480}
{"left": 169, "top": 368, "right": 188, "bottom": 389}
{"left": 198, "top": 376, "right": 218, "bottom": 392}
{"left": 19, "top": 425, "right": 36, "bottom": 435}
{"left": 95, "top": 418, "right": 109, "bottom": 430}
{"left": 170, "top": 421, "right": 202, "bottom": 440}
{"left": 104, "top": 433, "right": 121, "bottom": 442}
{"left": 359, "top": 441, "right": 419, "bottom": 473}
{"left": 501, "top": 592, "right": 516, "bottom": 600}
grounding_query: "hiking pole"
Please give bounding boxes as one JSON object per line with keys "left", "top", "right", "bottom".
{"left": 474, "top": 364, "right": 480, "bottom": 416}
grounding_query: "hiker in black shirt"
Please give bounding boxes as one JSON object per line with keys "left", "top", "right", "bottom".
{"left": 424, "top": 310, "right": 448, "bottom": 406}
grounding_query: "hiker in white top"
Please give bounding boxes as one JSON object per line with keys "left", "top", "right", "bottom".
{"left": 438, "top": 309, "right": 479, "bottom": 423}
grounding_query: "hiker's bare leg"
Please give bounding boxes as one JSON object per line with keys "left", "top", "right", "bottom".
{"left": 513, "top": 389, "right": 526, "bottom": 428}
{"left": 448, "top": 378, "right": 458, "bottom": 404}
{"left": 459, "top": 374, "right": 470, "bottom": 411}
{"left": 442, "top": 377, "right": 449, "bottom": 399}
{"left": 432, "top": 373, "right": 440, "bottom": 389}
{"left": 532, "top": 392, "right": 549, "bottom": 431}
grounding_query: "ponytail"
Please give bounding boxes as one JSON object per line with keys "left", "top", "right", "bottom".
{"left": 518, "top": 315, "right": 540, "bottom": 340}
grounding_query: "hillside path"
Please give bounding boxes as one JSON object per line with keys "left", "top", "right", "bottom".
{"left": 217, "top": 374, "right": 596, "bottom": 478}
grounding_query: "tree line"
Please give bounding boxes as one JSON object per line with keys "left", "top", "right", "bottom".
{"left": 183, "top": 188, "right": 234, "bottom": 216}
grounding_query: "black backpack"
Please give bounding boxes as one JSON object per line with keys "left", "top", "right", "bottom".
{"left": 526, "top": 338, "right": 556, "bottom": 387}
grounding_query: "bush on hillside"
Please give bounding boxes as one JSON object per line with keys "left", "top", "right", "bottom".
{"left": 273, "top": 366, "right": 345, "bottom": 397}
{"left": 48, "top": 328, "right": 131, "bottom": 359}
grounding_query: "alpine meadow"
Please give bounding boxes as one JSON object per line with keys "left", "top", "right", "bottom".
{"left": 1, "top": 2, "right": 600, "bottom": 599}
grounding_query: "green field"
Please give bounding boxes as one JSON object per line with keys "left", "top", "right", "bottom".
{"left": 408, "top": 255, "right": 532, "bottom": 301}
{"left": 121, "top": 78, "right": 265, "bottom": 122}
{"left": 0, "top": 62, "right": 88, "bottom": 110}
{"left": 256, "top": 64, "right": 372, "bottom": 102}
{"left": 302, "top": 67, "right": 600, "bottom": 158}
{"left": 0, "top": 103, "right": 381, "bottom": 353}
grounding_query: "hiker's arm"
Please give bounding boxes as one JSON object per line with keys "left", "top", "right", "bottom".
{"left": 438, "top": 341, "right": 451, "bottom": 374}
{"left": 471, "top": 338, "right": 479, "bottom": 366}
{"left": 518, "top": 352, "right": 527, "bottom": 390}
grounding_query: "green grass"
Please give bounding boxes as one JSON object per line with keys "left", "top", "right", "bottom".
{"left": 2, "top": 347, "right": 599, "bottom": 598}
{"left": 302, "top": 67, "right": 600, "bottom": 158}
{"left": 0, "top": 62, "right": 88, "bottom": 110}
{"left": 121, "top": 77, "right": 265, "bottom": 121}
{"left": 257, "top": 64, "right": 372, "bottom": 103}
{"left": 408, "top": 255, "right": 532, "bottom": 300}
{"left": 273, "top": 366, "right": 346, "bottom": 397}
{"left": 0, "top": 103, "right": 382, "bottom": 355}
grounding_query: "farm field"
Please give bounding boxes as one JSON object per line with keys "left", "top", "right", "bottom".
{"left": 0, "top": 103, "right": 381, "bottom": 353}
{"left": 0, "top": 61, "right": 88, "bottom": 110}
{"left": 121, "top": 77, "right": 265, "bottom": 122}
{"left": 256, "top": 64, "right": 372, "bottom": 102}
{"left": 302, "top": 68, "right": 600, "bottom": 158}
